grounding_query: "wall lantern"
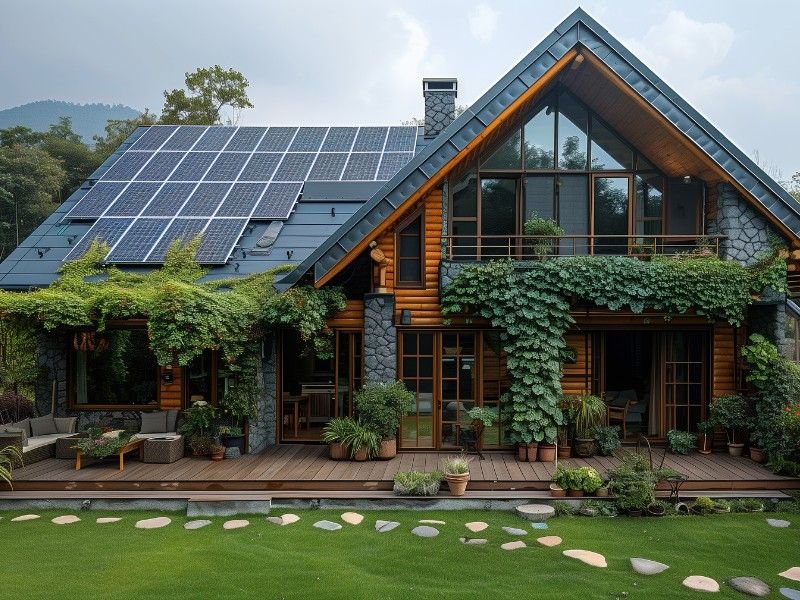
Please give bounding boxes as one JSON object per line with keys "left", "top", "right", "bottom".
{"left": 161, "top": 365, "right": 174, "bottom": 385}
{"left": 400, "top": 309, "right": 412, "bottom": 326}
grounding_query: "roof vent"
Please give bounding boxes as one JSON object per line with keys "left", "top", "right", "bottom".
{"left": 423, "top": 78, "right": 458, "bottom": 139}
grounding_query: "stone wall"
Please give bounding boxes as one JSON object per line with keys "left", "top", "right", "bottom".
{"left": 364, "top": 293, "right": 396, "bottom": 383}
{"left": 249, "top": 337, "right": 277, "bottom": 452}
{"left": 424, "top": 91, "right": 456, "bottom": 138}
{"left": 35, "top": 332, "right": 68, "bottom": 417}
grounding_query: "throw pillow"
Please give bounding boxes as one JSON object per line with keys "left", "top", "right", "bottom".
{"left": 165, "top": 409, "right": 179, "bottom": 433}
{"left": 53, "top": 417, "right": 78, "bottom": 434}
{"left": 10, "top": 417, "right": 31, "bottom": 437}
{"left": 2, "top": 426, "right": 27, "bottom": 447}
{"left": 140, "top": 411, "right": 167, "bottom": 434}
{"left": 30, "top": 414, "right": 58, "bottom": 436}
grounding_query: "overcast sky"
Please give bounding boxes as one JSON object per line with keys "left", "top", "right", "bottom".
{"left": 1, "top": 1, "right": 798, "bottom": 178}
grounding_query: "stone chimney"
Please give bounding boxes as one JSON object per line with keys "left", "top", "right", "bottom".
{"left": 423, "top": 78, "right": 458, "bottom": 138}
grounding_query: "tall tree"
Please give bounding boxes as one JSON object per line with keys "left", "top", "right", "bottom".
{"left": 160, "top": 65, "right": 254, "bottom": 125}
{"left": 93, "top": 109, "right": 158, "bottom": 162}
{"left": 40, "top": 117, "right": 102, "bottom": 200}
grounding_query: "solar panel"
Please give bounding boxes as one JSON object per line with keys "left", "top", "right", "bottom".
{"left": 65, "top": 218, "right": 133, "bottom": 261}
{"left": 147, "top": 218, "right": 207, "bottom": 262}
{"left": 225, "top": 127, "right": 267, "bottom": 151}
{"left": 169, "top": 152, "right": 217, "bottom": 181}
{"left": 161, "top": 126, "right": 206, "bottom": 150}
{"left": 193, "top": 127, "right": 235, "bottom": 151}
{"left": 179, "top": 183, "right": 231, "bottom": 216}
{"left": 195, "top": 218, "right": 248, "bottom": 263}
{"left": 239, "top": 153, "right": 281, "bottom": 181}
{"left": 216, "top": 183, "right": 267, "bottom": 217}
{"left": 104, "top": 182, "right": 162, "bottom": 216}
{"left": 251, "top": 183, "right": 302, "bottom": 219}
{"left": 385, "top": 126, "right": 417, "bottom": 152}
{"left": 129, "top": 126, "right": 178, "bottom": 151}
{"left": 203, "top": 153, "right": 249, "bottom": 181}
{"left": 321, "top": 127, "right": 357, "bottom": 152}
{"left": 66, "top": 182, "right": 127, "bottom": 219}
{"left": 377, "top": 152, "right": 414, "bottom": 180}
{"left": 307, "top": 153, "right": 348, "bottom": 181}
{"left": 342, "top": 152, "right": 381, "bottom": 180}
{"left": 142, "top": 183, "right": 196, "bottom": 216}
{"left": 106, "top": 218, "right": 172, "bottom": 262}
{"left": 289, "top": 127, "right": 328, "bottom": 152}
{"left": 102, "top": 152, "right": 152, "bottom": 180}
{"left": 135, "top": 152, "right": 185, "bottom": 181}
{"left": 257, "top": 127, "right": 297, "bottom": 152}
{"left": 352, "top": 127, "right": 388, "bottom": 152}
{"left": 273, "top": 153, "right": 315, "bottom": 181}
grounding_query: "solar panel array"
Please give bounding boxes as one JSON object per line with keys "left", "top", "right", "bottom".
{"left": 65, "top": 124, "right": 418, "bottom": 264}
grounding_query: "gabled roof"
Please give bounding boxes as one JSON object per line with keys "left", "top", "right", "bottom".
{"left": 280, "top": 7, "right": 800, "bottom": 290}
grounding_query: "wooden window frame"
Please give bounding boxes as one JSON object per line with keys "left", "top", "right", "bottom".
{"left": 395, "top": 209, "right": 425, "bottom": 289}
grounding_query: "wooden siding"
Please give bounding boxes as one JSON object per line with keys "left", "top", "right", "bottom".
{"left": 159, "top": 367, "right": 183, "bottom": 410}
{"left": 328, "top": 299, "right": 364, "bottom": 329}
{"left": 712, "top": 324, "right": 739, "bottom": 397}
{"left": 562, "top": 332, "right": 592, "bottom": 395}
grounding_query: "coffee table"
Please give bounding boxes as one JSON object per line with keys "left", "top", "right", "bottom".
{"left": 75, "top": 438, "right": 144, "bottom": 471}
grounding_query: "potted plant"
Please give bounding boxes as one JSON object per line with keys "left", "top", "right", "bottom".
{"left": 666, "top": 429, "right": 696, "bottom": 455}
{"left": 517, "top": 438, "right": 539, "bottom": 462}
{"left": 188, "top": 432, "right": 216, "bottom": 457}
{"left": 342, "top": 419, "right": 380, "bottom": 461}
{"left": 442, "top": 454, "right": 470, "bottom": 496}
{"left": 538, "top": 439, "right": 556, "bottom": 462}
{"left": 557, "top": 395, "right": 580, "bottom": 459}
{"left": 575, "top": 466, "right": 603, "bottom": 495}
{"left": 217, "top": 425, "right": 244, "bottom": 453}
{"left": 210, "top": 443, "right": 225, "bottom": 461}
{"left": 353, "top": 381, "right": 414, "bottom": 459}
{"left": 572, "top": 393, "right": 606, "bottom": 457}
{"left": 179, "top": 400, "right": 217, "bottom": 455}
{"left": 709, "top": 394, "right": 748, "bottom": 456}
{"left": 466, "top": 406, "right": 499, "bottom": 454}
{"left": 593, "top": 424, "right": 621, "bottom": 457}
{"left": 322, "top": 417, "right": 355, "bottom": 460}
{"left": 218, "top": 381, "right": 258, "bottom": 454}
{"left": 393, "top": 471, "right": 443, "bottom": 496}
{"left": 523, "top": 215, "right": 564, "bottom": 259}
{"left": 696, "top": 420, "right": 714, "bottom": 455}
{"left": 646, "top": 499, "right": 668, "bottom": 517}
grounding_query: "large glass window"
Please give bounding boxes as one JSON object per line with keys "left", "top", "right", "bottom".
{"left": 593, "top": 176, "right": 630, "bottom": 254}
{"left": 667, "top": 179, "right": 703, "bottom": 235}
{"left": 483, "top": 129, "right": 522, "bottom": 170}
{"left": 559, "top": 175, "right": 589, "bottom": 255}
{"left": 557, "top": 91, "right": 588, "bottom": 170}
{"left": 73, "top": 328, "right": 158, "bottom": 407}
{"left": 635, "top": 174, "right": 664, "bottom": 237}
{"left": 524, "top": 103, "right": 555, "bottom": 169}
{"left": 396, "top": 214, "right": 423, "bottom": 286}
{"left": 480, "top": 178, "right": 517, "bottom": 257}
{"left": 524, "top": 176, "right": 555, "bottom": 220}
{"left": 591, "top": 118, "right": 633, "bottom": 170}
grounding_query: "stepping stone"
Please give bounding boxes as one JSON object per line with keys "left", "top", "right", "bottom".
{"left": 375, "top": 520, "right": 400, "bottom": 533}
{"left": 460, "top": 537, "right": 488, "bottom": 545}
{"left": 411, "top": 525, "right": 439, "bottom": 538}
{"left": 96, "top": 517, "right": 122, "bottom": 524}
{"left": 341, "top": 512, "right": 364, "bottom": 525}
{"left": 268, "top": 513, "right": 300, "bottom": 526}
{"left": 465, "top": 521, "right": 488, "bottom": 533}
{"left": 51, "top": 515, "right": 80, "bottom": 525}
{"left": 630, "top": 558, "right": 669, "bottom": 575}
{"left": 515, "top": 504, "right": 555, "bottom": 521}
{"left": 781, "top": 568, "right": 800, "bottom": 583}
{"left": 780, "top": 588, "right": 800, "bottom": 599}
{"left": 537, "top": 535, "right": 562, "bottom": 547}
{"left": 135, "top": 517, "right": 171, "bottom": 529}
{"left": 313, "top": 520, "right": 342, "bottom": 531}
{"left": 563, "top": 549, "right": 608, "bottom": 568}
{"left": 11, "top": 514, "right": 40, "bottom": 522}
{"left": 683, "top": 575, "right": 720, "bottom": 592}
{"left": 727, "top": 577, "right": 770, "bottom": 597}
{"left": 419, "top": 519, "right": 446, "bottom": 525}
{"left": 768, "top": 519, "right": 791, "bottom": 528}
{"left": 184, "top": 520, "right": 211, "bottom": 530}
{"left": 531, "top": 522, "right": 549, "bottom": 530}
{"left": 267, "top": 516, "right": 284, "bottom": 525}
{"left": 223, "top": 519, "right": 249, "bottom": 530}
{"left": 502, "top": 526, "right": 528, "bottom": 536}
{"left": 501, "top": 541, "right": 527, "bottom": 551}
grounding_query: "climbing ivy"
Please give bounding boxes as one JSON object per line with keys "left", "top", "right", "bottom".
{"left": 441, "top": 251, "right": 787, "bottom": 444}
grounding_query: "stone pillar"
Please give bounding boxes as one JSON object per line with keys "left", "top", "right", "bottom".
{"left": 423, "top": 78, "right": 457, "bottom": 138}
{"left": 707, "top": 182, "right": 777, "bottom": 265}
{"left": 364, "top": 293, "right": 397, "bottom": 383}
{"left": 249, "top": 337, "right": 277, "bottom": 452}
{"left": 748, "top": 298, "right": 789, "bottom": 354}
{"left": 35, "top": 332, "right": 68, "bottom": 417}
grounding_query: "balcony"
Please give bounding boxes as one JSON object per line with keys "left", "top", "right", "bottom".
{"left": 442, "top": 234, "right": 725, "bottom": 261}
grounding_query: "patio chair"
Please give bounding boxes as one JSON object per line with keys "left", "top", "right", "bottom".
{"left": 605, "top": 389, "right": 641, "bottom": 440}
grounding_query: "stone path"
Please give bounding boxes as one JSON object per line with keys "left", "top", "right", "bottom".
{"left": 411, "top": 525, "right": 439, "bottom": 538}
{"left": 184, "top": 520, "right": 211, "bottom": 530}
{"left": 460, "top": 537, "right": 488, "bottom": 545}
{"left": 682, "top": 575, "right": 720, "bottom": 592}
{"left": 341, "top": 512, "right": 364, "bottom": 525}
{"left": 630, "top": 558, "right": 669, "bottom": 575}
{"left": 767, "top": 519, "right": 791, "bottom": 528}
{"left": 51, "top": 515, "right": 80, "bottom": 525}
{"left": 465, "top": 521, "right": 488, "bottom": 532}
{"left": 10, "top": 514, "right": 40, "bottom": 522}
{"left": 780, "top": 588, "right": 800, "bottom": 599}
{"left": 502, "top": 526, "right": 528, "bottom": 536}
{"left": 563, "top": 549, "right": 607, "bottom": 568}
{"left": 96, "top": 518, "right": 122, "bottom": 524}
{"left": 375, "top": 520, "right": 400, "bottom": 533}
{"left": 313, "top": 520, "right": 342, "bottom": 531}
{"left": 727, "top": 577, "right": 770, "bottom": 597}
{"left": 515, "top": 504, "right": 555, "bottom": 521}
{"left": 223, "top": 519, "right": 249, "bottom": 530}
{"left": 501, "top": 541, "right": 527, "bottom": 551}
{"left": 135, "top": 517, "right": 171, "bottom": 529}
{"left": 268, "top": 513, "right": 300, "bottom": 526}
{"left": 536, "top": 536, "right": 562, "bottom": 547}
{"left": 781, "top": 568, "right": 800, "bottom": 583}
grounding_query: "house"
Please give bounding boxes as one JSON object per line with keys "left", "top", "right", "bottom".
{"left": 2, "top": 8, "right": 799, "bottom": 456}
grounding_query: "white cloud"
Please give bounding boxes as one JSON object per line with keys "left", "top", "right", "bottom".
{"left": 468, "top": 4, "right": 499, "bottom": 45}
{"left": 389, "top": 9, "right": 431, "bottom": 83}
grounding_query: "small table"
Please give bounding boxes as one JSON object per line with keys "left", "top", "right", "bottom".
{"left": 75, "top": 438, "right": 144, "bottom": 471}
{"left": 282, "top": 396, "right": 311, "bottom": 438}
{"left": 665, "top": 474, "right": 689, "bottom": 503}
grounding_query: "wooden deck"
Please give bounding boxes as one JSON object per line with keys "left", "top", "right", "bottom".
{"left": 5, "top": 444, "right": 797, "bottom": 494}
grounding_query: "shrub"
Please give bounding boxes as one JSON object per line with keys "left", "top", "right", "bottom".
{"left": 552, "top": 500, "right": 575, "bottom": 517}
{"left": 593, "top": 425, "right": 621, "bottom": 456}
{"left": 667, "top": 430, "right": 696, "bottom": 455}
{"left": 692, "top": 496, "right": 715, "bottom": 514}
{"left": 442, "top": 454, "right": 470, "bottom": 475}
{"left": 341, "top": 419, "right": 380, "bottom": 459}
{"left": 354, "top": 381, "right": 415, "bottom": 440}
{"left": 0, "top": 390, "right": 33, "bottom": 421}
{"left": 608, "top": 452, "right": 657, "bottom": 512}
{"left": 575, "top": 466, "right": 603, "bottom": 493}
{"left": 572, "top": 393, "right": 606, "bottom": 439}
{"left": 0, "top": 445, "right": 22, "bottom": 488}
{"left": 523, "top": 215, "right": 564, "bottom": 258}
{"left": 729, "top": 498, "right": 764, "bottom": 513}
{"left": 709, "top": 394, "right": 748, "bottom": 444}
{"left": 392, "top": 471, "right": 442, "bottom": 496}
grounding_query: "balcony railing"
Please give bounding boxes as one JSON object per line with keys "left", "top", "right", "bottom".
{"left": 442, "top": 234, "right": 725, "bottom": 261}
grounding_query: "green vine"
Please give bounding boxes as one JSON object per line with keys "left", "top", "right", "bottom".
{"left": 441, "top": 251, "right": 786, "bottom": 444}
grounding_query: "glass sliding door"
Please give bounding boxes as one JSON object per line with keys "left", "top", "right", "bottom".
{"left": 480, "top": 178, "right": 517, "bottom": 258}
{"left": 399, "top": 332, "right": 435, "bottom": 448}
{"left": 440, "top": 333, "right": 477, "bottom": 448}
{"left": 335, "top": 331, "right": 362, "bottom": 418}
{"left": 480, "top": 331, "right": 511, "bottom": 448}
{"left": 593, "top": 175, "right": 631, "bottom": 255}
{"left": 663, "top": 332, "right": 707, "bottom": 434}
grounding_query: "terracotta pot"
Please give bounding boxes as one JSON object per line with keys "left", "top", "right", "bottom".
{"left": 329, "top": 442, "right": 348, "bottom": 461}
{"left": 573, "top": 438, "right": 595, "bottom": 458}
{"left": 352, "top": 447, "right": 369, "bottom": 461}
{"left": 647, "top": 504, "right": 665, "bottom": 517}
{"left": 377, "top": 438, "right": 397, "bottom": 460}
{"left": 549, "top": 483, "right": 566, "bottom": 497}
{"left": 566, "top": 489, "right": 584, "bottom": 497}
{"left": 595, "top": 486, "right": 609, "bottom": 497}
{"left": 749, "top": 447, "right": 766, "bottom": 463}
{"left": 517, "top": 442, "right": 538, "bottom": 462}
{"left": 211, "top": 449, "right": 224, "bottom": 461}
{"left": 445, "top": 472, "right": 470, "bottom": 496}
{"left": 697, "top": 434, "right": 713, "bottom": 455}
{"left": 537, "top": 444, "right": 556, "bottom": 462}
{"left": 557, "top": 445, "right": 572, "bottom": 460}
{"left": 728, "top": 442, "right": 744, "bottom": 457}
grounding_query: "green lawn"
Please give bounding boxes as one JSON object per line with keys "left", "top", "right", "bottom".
{"left": 1, "top": 509, "right": 798, "bottom": 599}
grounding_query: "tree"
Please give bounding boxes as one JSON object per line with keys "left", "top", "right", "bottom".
{"left": 0, "top": 144, "right": 66, "bottom": 259}
{"left": 40, "top": 117, "right": 102, "bottom": 200}
{"left": 94, "top": 109, "right": 158, "bottom": 162}
{"left": 160, "top": 65, "right": 254, "bottom": 125}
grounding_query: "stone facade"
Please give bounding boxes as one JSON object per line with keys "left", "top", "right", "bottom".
{"left": 249, "top": 337, "right": 277, "bottom": 452}
{"left": 439, "top": 260, "right": 466, "bottom": 291}
{"left": 424, "top": 88, "right": 456, "bottom": 138}
{"left": 364, "top": 293, "right": 397, "bottom": 383}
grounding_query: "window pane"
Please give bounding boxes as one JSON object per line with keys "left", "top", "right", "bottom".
{"left": 635, "top": 174, "right": 663, "bottom": 236}
{"left": 524, "top": 102, "right": 555, "bottom": 169}
{"left": 452, "top": 171, "right": 477, "bottom": 217}
{"left": 524, "top": 176, "right": 555, "bottom": 220}
{"left": 590, "top": 118, "right": 633, "bottom": 170}
{"left": 558, "top": 92, "right": 588, "bottom": 170}
{"left": 637, "top": 154, "right": 656, "bottom": 171}
{"left": 594, "top": 176, "right": 630, "bottom": 255}
{"left": 483, "top": 129, "right": 522, "bottom": 169}
{"left": 558, "top": 175, "right": 589, "bottom": 254}
{"left": 481, "top": 178, "right": 517, "bottom": 257}
{"left": 667, "top": 180, "right": 702, "bottom": 235}
{"left": 399, "top": 259, "right": 421, "bottom": 282}
{"left": 451, "top": 220, "right": 477, "bottom": 259}
{"left": 400, "top": 234, "right": 419, "bottom": 256}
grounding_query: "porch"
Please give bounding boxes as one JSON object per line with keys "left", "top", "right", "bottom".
{"left": 5, "top": 444, "right": 797, "bottom": 495}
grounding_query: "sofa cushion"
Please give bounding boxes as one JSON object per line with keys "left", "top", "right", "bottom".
{"left": 1, "top": 426, "right": 26, "bottom": 447}
{"left": 165, "top": 410, "right": 179, "bottom": 433}
{"left": 10, "top": 418, "right": 31, "bottom": 438}
{"left": 30, "top": 414, "right": 58, "bottom": 437}
{"left": 23, "top": 433, "right": 65, "bottom": 452}
{"left": 54, "top": 417, "right": 78, "bottom": 434}
{"left": 140, "top": 411, "right": 167, "bottom": 434}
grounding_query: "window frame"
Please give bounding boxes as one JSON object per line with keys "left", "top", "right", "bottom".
{"left": 395, "top": 209, "right": 426, "bottom": 289}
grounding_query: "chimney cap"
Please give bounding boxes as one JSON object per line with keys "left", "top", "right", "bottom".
{"left": 422, "top": 78, "right": 457, "bottom": 96}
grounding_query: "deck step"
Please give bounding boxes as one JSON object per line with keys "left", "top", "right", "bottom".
{"left": 186, "top": 494, "right": 272, "bottom": 517}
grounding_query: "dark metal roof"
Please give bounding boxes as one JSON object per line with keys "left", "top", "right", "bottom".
{"left": 279, "top": 7, "right": 800, "bottom": 289}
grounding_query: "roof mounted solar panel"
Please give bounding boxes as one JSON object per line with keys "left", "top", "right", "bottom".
{"left": 257, "top": 127, "right": 298, "bottom": 152}
{"left": 161, "top": 126, "right": 206, "bottom": 150}
{"left": 65, "top": 218, "right": 134, "bottom": 261}
{"left": 307, "top": 153, "right": 348, "bottom": 181}
{"left": 65, "top": 182, "right": 127, "bottom": 219}
{"left": 194, "top": 218, "right": 248, "bottom": 263}
{"left": 342, "top": 153, "right": 381, "bottom": 180}
{"left": 385, "top": 126, "right": 418, "bottom": 152}
{"left": 179, "top": 182, "right": 232, "bottom": 216}
{"left": 104, "top": 182, "right": 162, "bottom": 216}
{"left": 102, "top": 152, "right": 152, "bottom": 180}
{"left": 169, "top": 152, "right": 218, "bottom": 181}
{"left": 106, "top": 218, "right": 172, "bottom": 262}
{"left": 216, "top": 183, "right": 268, "bottom": 217}
{"left": 289, "top": 127, "right": 328, "bottom": 152}
{"left": 251, "top": 182, "right": 302, "bottom": 219}
{"left": 146, "top": 218, "right": 207, "bottom": 262}
{"left": 352, "top": 127, "right": 388, "bottom": 152}
{"left": 142, "top": 182, "right": 196, "bottom": 216}
{"left": 135, "top": 152, "right": 186, "bottom": 181}
{"left": 203, "top": 153, "right": 249, "bottom": 181}
{"left": 273, "top": 153, "right": 315, "bottom": 181}
{"left": 377, "top": 152, "right": 415, "bottom": 180}
{"left": 321, "top": 127, "right": 357, "bottom": 152}
{"left": 225, "top": 127, "right": 267, "bottom": 151}
{"left": 193, "top": 127, "right": 235, "bottom": 151}
{"left": 129, "top": 125, "right": 178, "bottom": 150}
{"left": 239, "top": 153, "right": 282, "bottom": 181}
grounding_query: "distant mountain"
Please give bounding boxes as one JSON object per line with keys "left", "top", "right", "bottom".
{"left": 0, "top": 100, "right": 141, "bottom": 145}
